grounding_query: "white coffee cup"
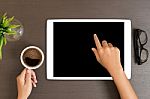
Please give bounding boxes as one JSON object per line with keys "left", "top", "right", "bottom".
{"left": 20, "top": 46, "right": 44, "bottom": 69}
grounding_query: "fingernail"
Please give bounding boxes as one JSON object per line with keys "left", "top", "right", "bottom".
{"left": 34, "top": 80, "right": 37, "bottom": 83}
{"left": 27, "top": 69, "right": 31, "bottom": 74}
{"left": 102, "top": 40, "right": 107, "bottom": 43}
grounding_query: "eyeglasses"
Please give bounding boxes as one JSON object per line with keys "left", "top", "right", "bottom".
{"left": 134, "top": 29, "right": 149, "bottom": 65}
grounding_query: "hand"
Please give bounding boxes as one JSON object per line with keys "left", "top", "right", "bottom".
{"left": 91, "top": 34, "right": 123, "bottom": 76}
{"left": 92, "top": 34, "right": 138, "bottom": 99}
{"left": 17, "top": 68, "right": 37, "bottom": 99}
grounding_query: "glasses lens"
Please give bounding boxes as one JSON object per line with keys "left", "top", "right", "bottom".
{"left": 140, "top": 49, "right": 148, "bottom": 62}
{"left": 139, "top": 31, "right": 147, "bottom": 45}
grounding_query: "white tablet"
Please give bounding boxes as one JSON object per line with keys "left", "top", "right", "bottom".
{"left": 46, "top": 19, "right": 131, "bottom": 80}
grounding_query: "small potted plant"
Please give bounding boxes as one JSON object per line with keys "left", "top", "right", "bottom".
{"left": 0, "top": 13, "right": 23, "bottom": 59}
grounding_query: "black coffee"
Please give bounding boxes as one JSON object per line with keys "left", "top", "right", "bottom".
{"left": 25, "top": 57, "right": 40, "bottom": 66}
{"left": 23, "top": 48, "right": 42, "bottom": 67}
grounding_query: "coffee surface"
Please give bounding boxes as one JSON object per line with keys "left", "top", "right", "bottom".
{"left": 25, "top": 57, "right": 41, "bottom": 66}
{"left": 23, "top": 48, "right": 42, "bottom": 66}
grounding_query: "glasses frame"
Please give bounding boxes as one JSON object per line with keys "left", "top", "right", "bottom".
{"left": 134, "top": 29, "right": 149, "bottom": 65}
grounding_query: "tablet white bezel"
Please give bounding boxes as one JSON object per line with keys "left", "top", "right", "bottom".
{"left": 46, "top": 19, "right": 131, "bottom": 80}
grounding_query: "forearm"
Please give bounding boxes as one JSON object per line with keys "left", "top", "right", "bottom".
{"left": 111, "top": 68, "right": 138, "bottom": 99}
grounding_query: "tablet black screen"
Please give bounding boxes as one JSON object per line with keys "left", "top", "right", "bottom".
{"left": 53, "top": 22, "right": 124, "bottom": 77}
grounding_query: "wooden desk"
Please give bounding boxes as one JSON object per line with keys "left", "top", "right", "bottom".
{"left": 0, "top": 0, "right": 150, "bottom": 98}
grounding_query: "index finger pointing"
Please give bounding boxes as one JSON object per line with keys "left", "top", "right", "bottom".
{"left": 94, "top": 34, "right": 102, "bottom": 50}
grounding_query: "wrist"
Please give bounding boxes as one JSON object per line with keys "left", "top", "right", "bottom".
{"left": 108, "top": 65, "right": 124, "bottom": 78}
{"left": 17, "top": 95, "right": 27, "bottom": 99}
{"left": 110, "top": 68, "right": 124, "bottom": 79}
{"left": 17, "top": 97, "right": 27, "bottom": 99}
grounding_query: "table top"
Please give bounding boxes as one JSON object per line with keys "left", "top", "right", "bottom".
{"left": 0, "top": 0, "right": 150, "bottom": 99}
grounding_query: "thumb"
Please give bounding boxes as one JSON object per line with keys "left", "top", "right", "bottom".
{"left": 92, "top": 48, "right": 100, "bottom": 63}
{"left": 20, "top": 68, "right": 27, "bottom": 79}
{"left": 25, "top": 69, "right": 32, "bottom": 85}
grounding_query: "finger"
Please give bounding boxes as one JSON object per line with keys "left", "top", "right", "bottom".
{"left": 108, "top": 43, "right": 113, "bottom": 47}
{"left": 94, "top": 34, "right": 102, "bottom": 50}
{"left": 102, "top": 40, "right": 108, "bottom": 47}
{"left": 114, "top": 47, "right": 120, "bottom": 52}
{"left": 32, "top": 80, "right": 37, "bottom": 87}
{"left": 20, "top": 68, "right": 27, "bottom": 79}
{"left": 25, "top": 69, "right": 32, "bottom": 85}
{"left": 31, "top": 70, "right": 37, "bottom": 83}
{"left": 91, "top": 48, "right": 100, "bottom": 62}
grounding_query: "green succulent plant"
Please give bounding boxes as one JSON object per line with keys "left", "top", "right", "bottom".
{"left": 0, "top": 13, "right": 20, "bottom": 60}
